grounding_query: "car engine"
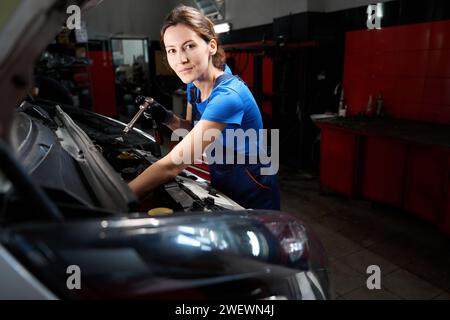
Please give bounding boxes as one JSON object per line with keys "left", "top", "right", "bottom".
{"left": 13, "top": 101, "right": 242, "bottom": 217}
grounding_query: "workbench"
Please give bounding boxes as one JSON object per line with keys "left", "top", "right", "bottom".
{"left": 314, "top": 116, "right": 450, "bottom": 235}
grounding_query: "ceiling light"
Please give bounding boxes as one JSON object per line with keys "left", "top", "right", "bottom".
{"left": 214, "top": 22, "right": 231, "bottom": 34}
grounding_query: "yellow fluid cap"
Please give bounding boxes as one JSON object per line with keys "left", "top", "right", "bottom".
{"left": 117, "top": 151, "right": 137, "bottom": 160}
{"left": 147, "top": 207, "right": 173, "bottom": 216}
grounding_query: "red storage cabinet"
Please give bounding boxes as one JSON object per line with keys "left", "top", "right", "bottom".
{"left": 445, "top": 188, "right": 450, "bottom": 234}
{"left": 88, "top": 50, "right": 117, "bottom": 117}
{"left": 361, "top": 137, "right": 407, "bottom": 207}
{"left": 316, "top": 119, "right": 450, "bottom": 235}
{"left": 319, "top": 127, "right": 359, "bottom": 196}
{"left": 440, "top": 155, "right": 450, "bottom": 234}
{"left": 404, "top": 147, "right": 448, "bottom": 224}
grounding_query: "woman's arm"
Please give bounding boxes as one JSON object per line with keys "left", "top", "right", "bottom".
{"left": 165, "top": 102, "right": 193, "bottom": 131}
{"left": 128, "top": 119, "right": 226, "bottom": 199}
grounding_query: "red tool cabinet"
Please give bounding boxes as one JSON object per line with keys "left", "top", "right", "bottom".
{"left": 316, "top": 119, "right": 450, "bottom": 235}
{"left": 361, "top": 136, "right": 407, "bottom": 207}
{"left": 319, "top": 128, "right": 359, "bottom": 196}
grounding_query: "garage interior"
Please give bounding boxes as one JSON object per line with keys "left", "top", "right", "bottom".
{"left": 9, "top": 0, "right": 450, "bottom": 300}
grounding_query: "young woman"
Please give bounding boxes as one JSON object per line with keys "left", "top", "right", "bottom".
{"left": 128, "top": 5, "right": 280, "bottom": 210}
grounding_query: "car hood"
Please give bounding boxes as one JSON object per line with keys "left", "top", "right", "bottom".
{"left": 0, "top": 0, "right": 103, "bottom": 141}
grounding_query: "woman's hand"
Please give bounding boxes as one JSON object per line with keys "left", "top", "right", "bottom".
{"left": 164, "top": 102, "right": 193, "bottom": 131}
{"left": 143, "top": 102, "right": 174, "bottom": 124}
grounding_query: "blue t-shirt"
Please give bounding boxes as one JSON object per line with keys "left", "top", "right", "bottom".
{"left": 186, "top": 66, "right": 264, "bottom": 157}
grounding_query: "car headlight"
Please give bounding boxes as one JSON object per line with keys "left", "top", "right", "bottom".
{"left": 250, "top": 212, "right": 310, "bottom": 267}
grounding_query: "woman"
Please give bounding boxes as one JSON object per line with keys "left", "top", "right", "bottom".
{"left": 128, "top": 5, "right": 280, "bottom": 210}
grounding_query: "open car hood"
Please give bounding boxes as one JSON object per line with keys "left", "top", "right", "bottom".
{"left": 0, "top": 0, "right": 103, "bottom": 141}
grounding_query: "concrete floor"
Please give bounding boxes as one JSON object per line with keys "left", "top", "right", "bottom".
{"left": 279, "top": 166, "right": 450, "bottom": 300}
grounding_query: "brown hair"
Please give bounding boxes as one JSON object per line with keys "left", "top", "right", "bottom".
{"left": 160, "top": 5, "right": 226, "bottom": 70}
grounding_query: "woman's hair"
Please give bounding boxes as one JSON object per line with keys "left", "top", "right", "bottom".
{"left": 160, "top": 5, "right": 226, "bottom": 70}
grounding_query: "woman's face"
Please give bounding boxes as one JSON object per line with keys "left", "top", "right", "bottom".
{"left": 163, "top": 23, "right": 217, "bottom": 84}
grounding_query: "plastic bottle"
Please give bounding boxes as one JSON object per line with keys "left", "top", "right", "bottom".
{"left": 338, "top": 89, "right": 345, "bottom": 117}
{"left": 376, "top": 92, "right": 384, "bottom": 117}
{"left": 366, "top": 95, "right": 373, "bottom": 117}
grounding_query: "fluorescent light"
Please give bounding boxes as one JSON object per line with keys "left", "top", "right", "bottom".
{"left": 214, "top": 22, "right": 230, "bottom": 34}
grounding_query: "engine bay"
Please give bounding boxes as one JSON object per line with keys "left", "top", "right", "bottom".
{"left": 13, "top": 101, "right": 241, "bottom": 217}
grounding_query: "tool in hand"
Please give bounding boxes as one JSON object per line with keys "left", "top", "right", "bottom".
{"left": 123, "top": 96, "right": 155, "bottom": 134}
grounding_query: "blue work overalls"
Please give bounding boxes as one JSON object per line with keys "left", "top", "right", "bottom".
{"left": 190, "top": 74, "right": 280, "bottom": 210}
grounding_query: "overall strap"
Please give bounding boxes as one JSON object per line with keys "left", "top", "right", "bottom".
{"left": 189, "top": 85, "right": 199, "bottom": 128}
{"left": 189, "top": 73, "right": 236, "bottom": 127}
{"left": 212, "top": 73, "right": 234, "bottom": 90}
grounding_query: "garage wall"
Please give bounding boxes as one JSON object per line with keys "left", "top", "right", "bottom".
{"left": 83, "top": 0, "right": 192, "bottom": 40}
{"left": 225, "top": 0, "right": 395, "bottom": 30}
{"left": 324, "top": 0, "right": 394, "bottom": 13}
{"left": 83, "top": 0, "right": 395, "bottom": 39}
{"left": 343, "top": 20, "right": 450, "bottom": 124}
{"left": 225, "top": 0, "right": 311, "bottom": 30}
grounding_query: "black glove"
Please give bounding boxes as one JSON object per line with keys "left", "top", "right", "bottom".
{"left": 136, "top": 96, "right": 173, "bottom": 124}
{"left": 144, "top": 102, "right": 174, "bottom": 124}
